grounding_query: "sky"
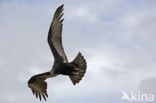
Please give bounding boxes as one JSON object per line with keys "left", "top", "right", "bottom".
{"left": 0, "top": 0, "right": 156, "bottom": 103}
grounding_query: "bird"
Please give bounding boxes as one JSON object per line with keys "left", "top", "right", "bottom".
{"left": 27, "top": 4, "right": 87, "bottom": 101}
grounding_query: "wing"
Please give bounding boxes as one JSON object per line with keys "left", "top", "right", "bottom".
{"left": 28, "top": 72, "right": 57, "bottom": 101}
{"left": 48, "top": 4, "right": 68, "bottom": 63}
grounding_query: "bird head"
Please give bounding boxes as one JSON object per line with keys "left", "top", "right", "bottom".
{"left": 50, "top": 67, "right": 56, "bottom": 74}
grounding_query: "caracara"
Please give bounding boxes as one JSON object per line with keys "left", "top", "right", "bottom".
{"left": 28, "top": 4, "right": 87, "bottom": 101}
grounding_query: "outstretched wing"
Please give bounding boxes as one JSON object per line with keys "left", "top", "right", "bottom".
{"left": 48, "top": 4, "right": 68, "bottom": 63}
{"left": 28, "top": 72, "right": 57, "bottom": 101}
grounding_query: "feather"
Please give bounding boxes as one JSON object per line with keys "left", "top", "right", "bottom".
{"left": 28, "top": 72, "right": 57, "bottom": 101}
{"left": 48, "top": 4, "right": 68, "bottom": 63}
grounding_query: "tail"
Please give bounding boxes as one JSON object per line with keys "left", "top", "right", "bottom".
{"left": 69, "top": 52, "right": 87, "bottom": 85}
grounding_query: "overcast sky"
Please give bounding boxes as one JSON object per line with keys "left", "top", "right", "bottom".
{"left": 0, "top": 0, "right": 156, "bottom": 103}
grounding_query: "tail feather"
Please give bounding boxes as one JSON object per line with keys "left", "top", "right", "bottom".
{"left": 69, "top": 52, "right": 87, "bottom": 85}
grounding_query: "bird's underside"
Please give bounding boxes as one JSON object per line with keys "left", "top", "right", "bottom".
{"left": 28, "top": 4, "right": 87, "bottom": 101}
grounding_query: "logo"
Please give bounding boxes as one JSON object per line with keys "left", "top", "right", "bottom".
{"left": 121, "top": 91, "right": 155, "bottom": 102}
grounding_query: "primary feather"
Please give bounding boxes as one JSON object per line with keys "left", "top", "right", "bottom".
{"left": 28, "top": 72, "right": 58, "bottom": 101}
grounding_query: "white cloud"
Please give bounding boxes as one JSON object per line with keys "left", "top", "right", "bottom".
{"left": 65, "top": 6, "right": 98, "bottom": 23}
{"left": 0, "top": 0, "right": 156, "bottom": 103}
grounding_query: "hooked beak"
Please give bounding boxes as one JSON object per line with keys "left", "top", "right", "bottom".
{"left": 50, "top": 68, "right": 55, "bottom": 74}
{"left": 50, "top": 68, "right": 58, "bottom": 77}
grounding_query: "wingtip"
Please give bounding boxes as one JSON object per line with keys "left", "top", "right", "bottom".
{"left": 59, "top": 4, "right": 64, "bottom": 9}
{"left": 61, "top": 4, "right": 64, "bottom": 7}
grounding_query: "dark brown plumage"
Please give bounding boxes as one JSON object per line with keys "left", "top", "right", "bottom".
{"left": 28, "top": 4, "right": 87, "bottom": 101}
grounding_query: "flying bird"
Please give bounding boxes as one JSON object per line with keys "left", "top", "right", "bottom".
{"left": 28, "top": 4, "right": 87, "bottom": 101}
